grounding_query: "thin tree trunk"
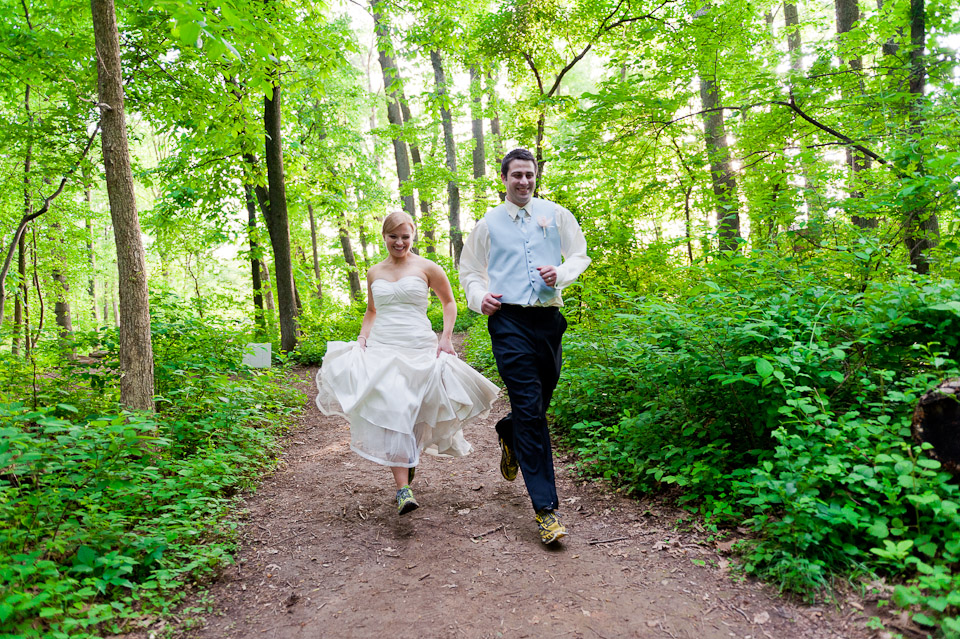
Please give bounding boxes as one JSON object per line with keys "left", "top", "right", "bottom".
{"left": 470, "top": 66, "right": 487, "bottom": 213}
{"left": 261, "top": 261, "right": 276, "bottom": 313}
{"left": 15, "top": 83, "right": 31, "bottom": 356}
{"left": 371, "top": 0, "right": 416, "bottom": 220}
{"left": 903, "top": 0, "right": 938, "bottom": 273}
{"left": 30, "top": 228, "right": 43, "bottom": 350}
{"left": 245, "top": 183, "right": 267, "bottom": 337}
{"left": 784, "top": 2, "right": 802, "bottom": 73}
{"left": 835, "top": 0, "right": 876, "bottom": 229}
{"left": 307, "top": 203, "right": 324, "bottom": 302}
{"left": 358, "top": 223, "right": 371, "bottom": 268}
{"left": 430, "top": 50, "right": 463, "bottom": 266}
{"left": 338, "top": 214, "right": 364, "bottom": 302}
{"left": 13, "top": 234, "right": 26, "bottom": 356}
{"left": 699, "top": 74, "right": 741, "bottom": 252}
{"left": 92, "top": 0, "right": 155, "bottom": 410}
{"left": 50, "top": 224, "right": 74, "bottom": 346}
{"left": 399, "top": 102, "right": 434, "bottom": 253}
{"left": 84, "top": 178, "right": 99, "bottom": 325}
{"left": 486, "top": 71, "right": 506, "bottom": 201}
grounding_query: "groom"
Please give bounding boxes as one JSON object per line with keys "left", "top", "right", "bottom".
{"left": 460, "top": 148, "right": 591, "bottom": 544}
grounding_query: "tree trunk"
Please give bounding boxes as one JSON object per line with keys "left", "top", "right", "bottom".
{"left": 263, "top": 74, "right": 299, "bottom": 352}
{"left": 834, "top": 0, "right": 876, "bottom": 229}
{"left": 486, "top": 72, "right": 506, "bottom": 201}
{"left": 430, "top": 50, "right": 463, "bottom": 266}
{"left": 397, "top": 100, "right": 433, "bottom": 253}
{"left": 245, "top": 183, "right": 268, "bottom": 337}
{"left": 784, "top": 2, "right": 802, "bottom": 73}
{"left": 307, "top": 203, "right": 324, "bottom": 302}
{"left": 371, "top": 0, "right": 416, "bottom": 220}
{"left": 261, "top": 261, "right": 276, "bottom": 313}
{"left": 13, "top": 234, "right": 26, "bottom": 356}
{"left": 470, "top": 66, "right": 487, "bottom": 214}
{"left": 92, "top": 0, "right": 155, "bottom": 410}
{"left": 50, "top": 224, "right": 74, "bottom": 346}
{"left": 359, "top": 223, "right": 371, "bottom": 268}
{"left": 903, "top": 0, "right": 938, "bottom": 274}
{"left": 699, "top": 74, "right": 741, "bottom": 252}
{"left": 84, "top": 179, "right": 99, "bottom": 325}
{"left": 338, "top": 214, "right": 364, "bottom": 302}
{"left": 911, "top": 378, "right": 960, "bottom": 474}
{"left": 30, "top": 229, "right": 42, "bottom": 351}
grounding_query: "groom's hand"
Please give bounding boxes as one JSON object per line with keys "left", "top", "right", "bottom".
{"left": 481, "top": 293, "right": 503, "bottom": 316}
{"left": 537, "top": 265, "right": 558, "bottom": 287}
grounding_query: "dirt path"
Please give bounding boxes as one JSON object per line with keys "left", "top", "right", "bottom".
{"left": 174, "top": 362, "right": 879, "bottom": 639}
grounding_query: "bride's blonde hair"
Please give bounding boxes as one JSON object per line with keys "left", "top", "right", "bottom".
{"left": 382, "top": 211, "right": 416, "bottom": 236}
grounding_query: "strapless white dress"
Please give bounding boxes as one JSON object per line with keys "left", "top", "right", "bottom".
{"left": 315, "top": 276, "right": 500, "bottom": 468}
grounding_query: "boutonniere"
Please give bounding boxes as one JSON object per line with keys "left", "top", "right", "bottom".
{"left": 537, "top": 216, "right": 551, "bottom": 238}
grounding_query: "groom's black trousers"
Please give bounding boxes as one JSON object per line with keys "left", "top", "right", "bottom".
{"left": 488, "top": 304, "right": 567, "bottom": 513}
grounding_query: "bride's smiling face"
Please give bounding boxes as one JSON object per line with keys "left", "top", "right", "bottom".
{"left": 384, "top": 223, "right": 414, "bottom": 258}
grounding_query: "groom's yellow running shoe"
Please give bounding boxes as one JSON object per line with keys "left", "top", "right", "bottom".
{"left": 536, "top": 509, "right": 567, "bottom": 544}
{"left": 498, "top": 436, "right": 518, "bottom": 481}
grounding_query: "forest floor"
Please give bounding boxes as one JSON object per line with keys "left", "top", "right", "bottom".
{"left": 142, "top": 339, "right": 902, "bottom": 639}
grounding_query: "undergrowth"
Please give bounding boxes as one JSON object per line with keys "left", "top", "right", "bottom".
{"left": 0, "top": 300, "right": 303, "bottom": 638}
{"left": 552, "top": 250, "right": 960, "bottom": 637}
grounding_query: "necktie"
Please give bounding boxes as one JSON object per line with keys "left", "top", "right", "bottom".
{"left": 518, "top": 208, "right": 527, "bottom": 226}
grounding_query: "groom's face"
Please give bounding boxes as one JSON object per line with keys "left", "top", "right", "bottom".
{"left": 501, "top": 160, "right": 537, "bottom": 207}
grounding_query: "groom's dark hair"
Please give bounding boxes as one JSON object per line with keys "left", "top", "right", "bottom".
{"left": 500, "top": 148, "right": 537, "bottom": 177}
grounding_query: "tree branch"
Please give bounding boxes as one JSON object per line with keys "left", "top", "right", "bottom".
{"left": 0, "top": 122, "right": 101, "bottom": 329}
{"left": 522, "top": 52, "right": 544, "bottom": 95}
{"left": 773, "top": 95, "right": 892, "bottom": 169}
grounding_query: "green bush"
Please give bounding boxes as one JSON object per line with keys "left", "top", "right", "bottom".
{"left": 426, "top": 301, "right": 481, "bottom": 334}
{"left": 552, "top": 253, "right": 960, "bottom": 635}
{"left": 0, "top": 309, "right": 304, "bottom": 638}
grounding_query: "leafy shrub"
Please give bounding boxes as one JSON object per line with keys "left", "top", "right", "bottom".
{"left": 426, "top": 301, "right": 480, "bottom": 334}
{"left": 462, "top": 315, "right": 500, "bottom": 386}
{"left": 294, "top": 304, "right": 364, "bottom": 365}
{"left": 0, "top": 309, "right": 304, "bottom": 637}
{"left": 552, "top": 252, "right": 960, "bottom": 634}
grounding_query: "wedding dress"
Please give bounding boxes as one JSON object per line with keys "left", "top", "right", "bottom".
{"left": 316, "top": 275, "right": 499, "bottom": 468}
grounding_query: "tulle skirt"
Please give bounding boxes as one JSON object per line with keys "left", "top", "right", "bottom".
{"left": 316, "top": 341, "right": 499, "bottom": 468}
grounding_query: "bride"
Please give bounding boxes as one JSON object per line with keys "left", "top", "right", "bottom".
{"left": 316, "top": 211, "right": 499, "bottom": 515}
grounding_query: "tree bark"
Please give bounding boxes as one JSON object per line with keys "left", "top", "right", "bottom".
{"left": 263, "top": 74, "right": 299, "bottom": 352}
{"left": 92, "top": 0, "right": 155, "bottom": 410}
{"left": 13, "top": 234, "right": 26, "bottom": 356}
{"left": 784, "top": 2, "right": 802, "bottom": 73}
{"left": 338, "top": 213, "right": 364, "bottom": 302}
{"left": 307, "top": 203, "right": 324, "bottom": 302}
{"left": 371, "top": 0, "right": 416, "bottom": 220}
{"left": 834, "top": 0, "right": 876, "bottom": 228}
{"left": 903, "top": 0, "right": 938, "bottom": 273}
{"left": 50, "top": 224, "right": 74, "bottom": 345}
{"left": 699, "top": 74, "right": 741, "bottom": 252}
{"left": 84, "top": 178, "right": 99, "bottom": 325}
{"left": 470, "top": 66, "right": 487, "bottom": 214}
{"left": 245, "top": 183, "right": 268, "bottom": 337}
{"left": 397, "top": 100, "right": 433, "bottom": 253}
{"left": 430, "top": 50, "right": 463, "bottom": 266}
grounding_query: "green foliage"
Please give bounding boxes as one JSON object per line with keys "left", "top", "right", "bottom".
{"left": 0, "top": 313, "right": 303, "bottom": 638}
{"left": 426, "top": 300, "right": 480, "bottom": 334}
{"left": 462, "top": 314, "right": 500, "bottom": 387}
{"left": 293, "top": 301, "right": 365, "bottom": 366}
{"left": 553, "top": 252, "right": 960, "bottom": 634}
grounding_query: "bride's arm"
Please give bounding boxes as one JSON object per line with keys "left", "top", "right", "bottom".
{"left": 426, "top": 264, "right": 457, "bottom": 357}
{"left": 357, "top": 276, "right": 377, "bottom": 350}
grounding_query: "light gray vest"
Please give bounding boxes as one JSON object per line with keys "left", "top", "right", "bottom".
{"left": 485, "top": 198, "right": 562, "bottom": 305}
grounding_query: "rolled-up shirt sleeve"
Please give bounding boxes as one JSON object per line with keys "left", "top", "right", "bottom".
{"left": 459, "top": 219, "right": 491, "bottom": 314}
{"left": 554, "top": 205, "right": 591, "bottom": 291}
